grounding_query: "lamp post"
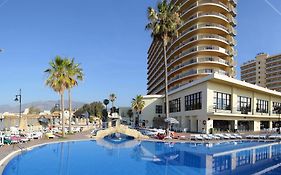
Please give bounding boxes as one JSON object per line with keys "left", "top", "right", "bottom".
{"left": 14, "top": 89, "right": 22, "bottom": 128}
{"left": 14, "top": 89, "right": 22, "bottom": 118}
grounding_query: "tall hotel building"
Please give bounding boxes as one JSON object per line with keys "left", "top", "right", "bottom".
{"left": 241, "top": 53, "right": 281, "bottom": 92}
{"left": 147, "top": 0, "right": 237, "bottom": 95}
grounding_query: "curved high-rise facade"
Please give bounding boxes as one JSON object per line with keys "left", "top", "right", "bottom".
{"left": 147, "top": 0, "right": 237, "bottom": 95}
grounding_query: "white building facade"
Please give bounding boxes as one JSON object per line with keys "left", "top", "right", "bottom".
{"left": 139, "top": 73, "right": 281, "bottom": 134}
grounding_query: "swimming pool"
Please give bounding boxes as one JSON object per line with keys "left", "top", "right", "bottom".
{"left": 3, "top": 139, "right": 281, "bottom": 175}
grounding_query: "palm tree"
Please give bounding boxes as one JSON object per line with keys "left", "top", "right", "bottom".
{"left": 146, "top": 0, "right": 181, "bottom": 120}
{"left": 65, "top": 58, "right": 84, "bottom": 133}
{"left": 131, "top": 95, "right": 145, "bottom": 128}
{"left": 45, "top": 56, "right": 69, "bottom": 137}
{"left": 109, "top": 93, "right": 117, "bottom": 110}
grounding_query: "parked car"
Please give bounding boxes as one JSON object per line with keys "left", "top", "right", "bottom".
{"left": 45, "top": 133, "right": 55, "bottom": 139}
{"left": 32, "top": 132, "right": 43, "bottom": 139}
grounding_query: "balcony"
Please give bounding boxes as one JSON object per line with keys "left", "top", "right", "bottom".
{"left": 168, "top": 45, "right": 231, "bottom": 67}
{"left": 229, "top": 0, "right": 237, "bottom": 7}
{"left": 167, "top": 34, "right": 229, "bottom": 58}
{"left": 180, "top": 0, "right": 229, "bottom": 18}
{"left": 168, "top": 56, "right": 230, "bottom": 76}
{"left": 229, "top": 16, "right": 237, "bottom": 26}
{"left": 168, "top": 68, "right": 228, "bottom": 85}
{"left": 181, "top": 11, "right": 229, "bottom": 29}
{"left": 167, "top": 22, "right": 230, "bottom": 53}
{"left": 228, "top": 4, "right": 237, "bottom": 16}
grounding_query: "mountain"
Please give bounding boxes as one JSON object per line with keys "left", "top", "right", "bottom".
{"left": 0, "top": 100, "right": 85, "bottom": 113}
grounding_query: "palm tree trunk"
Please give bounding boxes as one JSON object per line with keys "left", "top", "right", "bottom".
{"left": 163, "top": 40, "right": 170, "bottom": 137}
{"left": 163, "top": 42, "right": 169, "bottom": 119}
{"left": 68, "top": 89, "right": 72, "bottom": 133}
{"left": 61, "top": 93, "right": 65, "bottom": 137}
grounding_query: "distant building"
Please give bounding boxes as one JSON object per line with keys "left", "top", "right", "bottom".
{"left": 241, "top": 53, "right": 281, "bottom": 92}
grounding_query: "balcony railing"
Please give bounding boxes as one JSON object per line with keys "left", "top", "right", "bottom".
{"left": 168, "top": 45, "right": 231, "bottom": 67}
{"left": 168, "top": 68, "right": 229, "bottom": 85}
{"left": 168, "top": 56, "right": 230, "bottom": 76}
{"left": 168, "top": 34, "right": 229, "bottom": 58}
{"left": 181, "top": 11, "right": 229, "bottom": 29}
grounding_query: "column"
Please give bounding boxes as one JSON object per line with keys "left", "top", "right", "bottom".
{"left": 269, "top": 96, "right": 272, "bottom": 116}
{"left": 254, "top": 121, "right": 260, "bottom": 132}
{"left": 207, "top": 120, "right": 213, "bottom": 134}
{"left": 269, "top": 121, "right": 273, "bottom": 130}
{"left": 231, "top": 87, "right": 235, "bottom": 113}
{"left": 252, "top": 92, "right": 256, "bottom": 115}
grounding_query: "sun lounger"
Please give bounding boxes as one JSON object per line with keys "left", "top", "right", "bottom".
{"left": 269, "top": 135, "right": 278, "bottom": 139}
{"left": 246, "top": 135, "right": 254, "bottom": 139}
{"left": 233, "top": 134, "right": 242, "bottom": 139}
{"left": 179, "top": 135, "right": 188, "bottom": 140}
{"left": 190, "top": 135, "right": 204, "bottom": 140}
{"left": 215, "top": 134, "right": 229, "bottom": 139}
{"left": 201, "top": 134, "right": 212, "bottom": 140}
{"left": 224, "top": 134, "right": 236, "bottom": 139}
{"left": 207, "top": 134, "right": 220, "bottom": 140}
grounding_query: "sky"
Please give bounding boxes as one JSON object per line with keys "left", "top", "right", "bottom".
{"left": 0, "top": 0, "right": 280, "bottom": 107}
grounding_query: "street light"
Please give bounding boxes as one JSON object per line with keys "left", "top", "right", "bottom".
{"left": 14, "top": 89, "right": 22, "bottom": 118}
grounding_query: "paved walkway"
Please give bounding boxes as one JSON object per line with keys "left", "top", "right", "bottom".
{"left": 0, "top": 131, "right": 92, "bottom": 173}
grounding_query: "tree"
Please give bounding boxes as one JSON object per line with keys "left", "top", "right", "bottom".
{"left": 109, "top": 93, "right": 117, "bottom": 109}
{"left": 45, "top": 56, "right": 69, "bottom": 137}
{"left": 65, "top": 58, "right": 84, "bottom": 133}
{"left": 131, "top": 95, "right": 145, "bottom": 127}
{"left": 28, "top": 106, "right": 41, "bottom": 114}
{"left": 74, "top": 101, "right": 104, "bottom": 119}
{"left": 146, "top": 0, "right": 181, "bottom": 121}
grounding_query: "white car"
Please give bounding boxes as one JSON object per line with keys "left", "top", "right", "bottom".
{"left": 51, "top": 128, "right": 60, "bottom": 133}
{"left": 32, "top": 132, "right": 43, "bottom": 139}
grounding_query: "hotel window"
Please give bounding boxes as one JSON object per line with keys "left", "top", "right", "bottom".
{"left": 185, "top": 92, "right": 202, "bottom": 111}
{"left": 256, "top": 99, "right": 268, "bottom": 113}
{"left": 169, "top": 98, "right": 181, "bottom": 113}
{"left": 273, "top": 102, "right": 281, "bottom": 114}
{"left": 237, "top": 96, "right": 251, "bottom": 113}
{"left": 213, "top": 92, "right": 231, "bottom": 110}
{"left": 155, "top": 105, "right": 163, "bottom": 114}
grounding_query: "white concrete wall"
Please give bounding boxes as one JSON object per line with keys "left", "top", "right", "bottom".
{"left": 141, "top": 75, "right": 281, "bottom": 133}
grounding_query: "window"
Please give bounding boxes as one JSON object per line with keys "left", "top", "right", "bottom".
{"left": 213, "top": 92, "right": 231, "bottom": 110}
{"left": 155, "top": 105, "right": 163, "bottom": 114}
{"left": 256, "top": 99, "right": 268, "bottom": 113}
{"left": 169, "top": 98, "right": 181, "bottom": 113}
{"left": 237, "top": 96, "right": 251, "bottom": 113}
{"left": 273, "top": 102, "right": 281, "bottom": 114}
{"left": 185, "top": 92, "right": 202, "bottom": 111}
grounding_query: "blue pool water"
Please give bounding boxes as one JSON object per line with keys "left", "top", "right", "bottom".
{"left": 3, "top": 140, "right": 281, "bottom": 175}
